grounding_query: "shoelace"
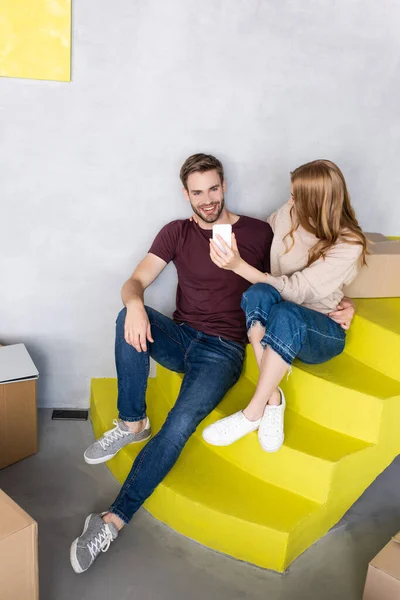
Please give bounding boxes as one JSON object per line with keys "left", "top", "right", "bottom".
{"left": 215, "top": 413, "right": 242, "bottom": 433}
{"left": 264, "top": 406, "right": 282, "bottom": 435}
{"left": 216, "top": 412, "right": 256, "bottom": 436}
{"left": 99, "top": 419, "right": 130, "bottom": 450}
{"left": 87, "top": 524, "right": 114, "bottom": 560}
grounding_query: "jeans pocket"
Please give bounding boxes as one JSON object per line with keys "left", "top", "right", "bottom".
{"left": 218, "top": 337, "right": 245, "bottom": 361}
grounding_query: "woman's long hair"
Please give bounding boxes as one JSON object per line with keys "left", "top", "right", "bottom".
{"left": 284, "top": 159, "right": 368, "bottom": 266}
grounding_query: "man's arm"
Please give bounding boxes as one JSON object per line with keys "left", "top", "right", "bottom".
{"left": 122, "top": 253, "right": 167, "bottom": 352}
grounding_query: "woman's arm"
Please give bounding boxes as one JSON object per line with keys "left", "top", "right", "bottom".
{"left": 210, "top": 235, "right": 268, "bottom": 284}
{"left": 233, "top": 258, "right": 268, "bottom": 284}
{"left": 266, "top": 243, "right": 363, "bottom": 304}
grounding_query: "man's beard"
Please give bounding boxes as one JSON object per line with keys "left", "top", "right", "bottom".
{"left": 190, "top": 197, "right": 225, "bottom": 224}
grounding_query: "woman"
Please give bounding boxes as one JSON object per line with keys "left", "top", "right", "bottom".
{"left": 202, "top": 159, "right": 367, "bottom": 452}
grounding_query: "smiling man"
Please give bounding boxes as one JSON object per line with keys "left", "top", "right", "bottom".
{"left": 70, "top": 153, "right": 274, "bottom": 573}
{"left": 70, "top": 154, "right": 353, "bottom": 573}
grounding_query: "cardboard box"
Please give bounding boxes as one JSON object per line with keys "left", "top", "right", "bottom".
{"left": 0, "top": 344, "right": 39, "bottom": 469}
{"left": 363, "top": 533, "right": 400, "bottom": 599}
{"left": 343, "top": 233, "right": 400, "bottom": 298}
{"left": 0, "top": 489, "right": 39, "bottom": 600}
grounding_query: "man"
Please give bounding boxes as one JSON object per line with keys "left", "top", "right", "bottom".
{"left": 70, "top": 154, "right": 354, "bottom": 573}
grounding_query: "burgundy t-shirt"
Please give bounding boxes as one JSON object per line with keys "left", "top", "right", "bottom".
{"left": 148, "top": 217, "right": 273, "bottom": 344}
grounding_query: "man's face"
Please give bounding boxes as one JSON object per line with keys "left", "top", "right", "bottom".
{"left": 184, "top": 170, "right": 226, "bottom": 224}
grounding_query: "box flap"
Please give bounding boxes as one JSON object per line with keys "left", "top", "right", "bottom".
{"left": 369, "top": 240, "right": 400, "bottom": 256}
{"left": 370, "top": 536, "right": 400, "bottom": 581}
{"left": 0, "top": 344, "right": 39, "bottom": 384}
{"left": 366, "top": 232, "right": 389, "bottom": 242}
{"left": 0, "top": 489, "right": 36, "bottom": 541}
{"left": 392, "top": 532, "right": 400, "bottom": 544}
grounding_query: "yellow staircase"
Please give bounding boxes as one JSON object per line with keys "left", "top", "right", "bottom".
{"left": 90, "top": 298, "right": 400, "bottom": 572}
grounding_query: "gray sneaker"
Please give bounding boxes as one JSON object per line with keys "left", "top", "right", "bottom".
{"left": 84, "top": 418, "right": 151, "bottom": 464}
{"left": 70, "top": 513, "right": 118, "bottom": 573}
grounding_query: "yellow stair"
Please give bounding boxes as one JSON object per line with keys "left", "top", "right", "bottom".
{"left": 90, "top": 298, "right": 400, "bottom": 572}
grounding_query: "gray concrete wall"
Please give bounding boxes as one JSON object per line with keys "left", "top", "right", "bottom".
{"left": 1, "top": 0, "right": 399, "bottom": 407}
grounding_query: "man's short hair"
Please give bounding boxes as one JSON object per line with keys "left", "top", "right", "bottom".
{"left": 180, "top": 154, "right": 224, "bottom": 190}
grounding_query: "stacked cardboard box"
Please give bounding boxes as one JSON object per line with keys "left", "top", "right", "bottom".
{"left": 0, "top": 344, "right": 39, "bottom": 469}
{"left": 344, "top": 233, "right": 400, "bottom": 298}
{"left": 0, "top": 489, "right": 39, "bottom": 599}
{"left": 363, "top": 533, "right": 400, "bottom": 599}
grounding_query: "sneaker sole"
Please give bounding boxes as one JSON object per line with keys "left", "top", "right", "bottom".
{"left": 70, "top": 514, "right": 93, "bottom": 574}
{"left": 202, "top": 427, "right": 259, "bottom": 447}
{"left": 258, "top": 435, "right": 285, "bottom": 453}
{"left": 84, "top": 431, "right": 152, "bottom": 465}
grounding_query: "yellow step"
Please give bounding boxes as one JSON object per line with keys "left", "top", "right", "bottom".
{"left": 156, "top": 367, "right": 373, "bottom": 504}
{"left": 244, "top": 350, "right": 400, "bottom": 442}
{"left": 346, "top": 298, "right": 400, "bottom": 382}
{"left": 90, "top": 378, "right": 323, "bottom": 571}
{"left": 90, "top": 369, "right": 400, "bottom": 571}
{"left": 89, "top": 297, "right": 400, "bottom": 572}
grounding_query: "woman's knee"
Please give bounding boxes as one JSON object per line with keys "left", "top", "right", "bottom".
{"left": 241, "top": 283, "right": 281, "bottom": 313}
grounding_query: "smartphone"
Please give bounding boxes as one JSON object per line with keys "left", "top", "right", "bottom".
{"left": 212, "top": 224, "right": 232, "bottom": 252}
{"left": 52, "top": 409, "right": 89, "bottom": 421}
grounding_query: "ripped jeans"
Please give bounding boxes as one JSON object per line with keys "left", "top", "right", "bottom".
{"left": 240, "top": 283, "right": 346, "bottom": 365}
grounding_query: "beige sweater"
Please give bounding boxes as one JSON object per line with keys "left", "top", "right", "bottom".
{"left": 266, "top": 202, "right": 362, "bottom": 314}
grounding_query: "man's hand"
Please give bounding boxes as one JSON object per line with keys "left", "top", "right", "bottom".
{"left": 124, "top": 302, "right": 154, "bottom": 352}
{"left": 328, "top": 297, "right": 355, "bottom": 331}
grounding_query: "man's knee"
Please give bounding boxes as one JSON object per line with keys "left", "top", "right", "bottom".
{"left": 161, "top": 411, "right": 197, "bottom": 448}
{"left": 116, "top": 305, "right": 155, "bottom": 326}
{"left": 116, "top": 307, "right": 127, "bottom": 326}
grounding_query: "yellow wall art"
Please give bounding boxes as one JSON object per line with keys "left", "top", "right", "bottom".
{"left": 0, "top": 0, "right": 71, "bottom": 82}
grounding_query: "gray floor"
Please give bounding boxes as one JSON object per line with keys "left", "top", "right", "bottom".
{"left": 1, "top": 410, "right": 400, "bottom": 600}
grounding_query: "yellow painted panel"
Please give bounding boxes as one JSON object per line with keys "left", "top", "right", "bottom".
{"left": 0, "top": 0, "right": 71, "bottom": 81}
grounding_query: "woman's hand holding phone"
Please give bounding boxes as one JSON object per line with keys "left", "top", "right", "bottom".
{"left": 210, "top": 233, "right": 242, "bottom": 272}
{"left": 189, "top": 214, "right": 243, "bottom": 271}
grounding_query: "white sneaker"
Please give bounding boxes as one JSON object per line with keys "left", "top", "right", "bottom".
{"left": 258, "top": 387, "right": 286, "bottom": 452}
{"left": 202, "top": 411, "right": 261, "bottom": 446}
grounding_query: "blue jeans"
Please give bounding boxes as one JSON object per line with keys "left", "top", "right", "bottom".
{"left": 109, "top": 306, "right": 244, "bottom": 524}
{"left": 241, "top": 283, "right": 346, "bottom": 365}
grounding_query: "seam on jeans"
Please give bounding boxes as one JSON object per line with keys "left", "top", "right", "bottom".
{"left": 262, "top": 335, "right": 294, "bottom": 366}
{"left": 151, "top": 322, "right": 185, "bottom": 348}
{"left": 286, "top": 325, "right": 307, "bottom": 351}
{"left": 307, "top": 328, "right": 345, "bottom": 342}
{"left": 264, "top": 330, "right": 296, "bottom": 359}
{"left": 218, "top": 337, "right": 245, "bottom": 360}
{"left": 144, "top": 347, "right": 149, "bottom": 381}
{"left": 155, "top": 433, "right": 186, "bottom": 452}
{"left": 111, "top": 432, "right": 189, "bottom": 517}
{"left": 246, "top": 307, "right": 270, "bottom": 323}
{"left": 184, "top": 338, "right": 197, "bottom": 360}
{"left": 108, "top": 506, "right": 130, "bottom": 525}
{"left": 112, "top": 438, "right": 155, "bottom": 507}
{"left": 118, "top": 412, "right": 147, "bottom": 423}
